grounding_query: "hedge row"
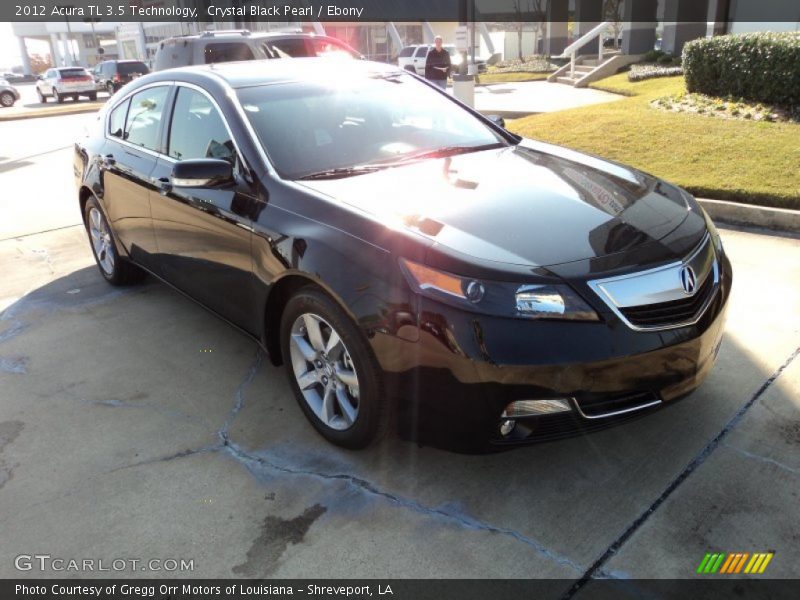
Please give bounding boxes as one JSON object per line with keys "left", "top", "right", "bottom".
{"left": 683, "top": 32, "right": 800, "bottom": 108}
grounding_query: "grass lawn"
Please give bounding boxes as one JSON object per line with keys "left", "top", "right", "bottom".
{"left": 477, "top": 71, "right": 552, "bottom": 84}
{"left": 507, "top": 73, "right": 800, "bottom": 209}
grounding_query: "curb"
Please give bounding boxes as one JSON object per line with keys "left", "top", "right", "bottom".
{"left": 0, "top": 103, "right": 104, "bottom": 122}
{"left": 698, "top": 198, "right": 800, "bottom": 234}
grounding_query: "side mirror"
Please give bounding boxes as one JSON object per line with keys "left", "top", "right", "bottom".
{"left": 171, "top": 159, "right": 233, "bottom": 188}
{"left": 487, "top": 114, "right": 506, "bottom": 129}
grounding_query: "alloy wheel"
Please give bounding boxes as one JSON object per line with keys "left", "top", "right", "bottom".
{"left": 88, "top": 207, "right": 115, "bottom": 275}
{"left": 289, "top": 313, "right": 360, "bottom": 431}
{"left": 0, "top": 93, "right": 13, "bottom": 107}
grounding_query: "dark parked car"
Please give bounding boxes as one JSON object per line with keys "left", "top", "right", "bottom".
{"left": 92, "top": 60, "right": 150, "bottom": 94}
{"left": 153, "top": 29, "right": 362, "bottom": 71}
{"left": 73, "top": 59, "right": 731, "bottom": 449}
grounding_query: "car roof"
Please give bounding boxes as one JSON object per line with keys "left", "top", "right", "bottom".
{"left": 147, "top": 58, "right": 401, "bottom": 89}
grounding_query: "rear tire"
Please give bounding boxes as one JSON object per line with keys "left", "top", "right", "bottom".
{"left": 84, "top": 197, "right": 146, "bottom": 286}
{"left": 106, "top": 82, "right": 115, "bottom": 95}
{"left": 280, "top": 287, "right": 390, "bottom": 449}
{"left": 0, "top": 92, "right": 14, "bottom": 107}
{"left": 88, "top": 92, "right": 97, "bottom": 101}
{"left": 71, "top": 95, "right": 78, "bottom": 102}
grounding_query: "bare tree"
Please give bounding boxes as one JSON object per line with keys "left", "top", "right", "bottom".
{"left": 604, "top": 0, "right": 624, "bottom": 49}
{"left": 512, "top": 0, "right": 545, "bottom": 61}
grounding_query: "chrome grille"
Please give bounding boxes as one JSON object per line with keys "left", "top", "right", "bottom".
{"left": 588, "top": 234, "right": 720, "bottom": 331}
{"left": 619, "top": 271, "right": 716, "bottom": 328}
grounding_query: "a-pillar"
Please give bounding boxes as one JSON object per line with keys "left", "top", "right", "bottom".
{"left": 621, "top": 0, "right": 658, "bottom": 55}
{"left": 661, "top": 0, "right": 710, "bottom": 56}
{"left": 544, "top": 0, "right": 569, "bottom": 56}
{"left": 575, "top": 0, "right": 603, "bottom": 56}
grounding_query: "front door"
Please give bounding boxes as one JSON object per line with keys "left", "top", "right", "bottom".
{"left": 149, "top": 85, "right": 260, "bottom": 333}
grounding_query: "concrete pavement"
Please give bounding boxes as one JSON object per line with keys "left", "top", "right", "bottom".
{"left": 473, "top": 80, "right": 623, "bottom": 118}
{"left": 1, "top": 110, "right": 799, "bottom": 588}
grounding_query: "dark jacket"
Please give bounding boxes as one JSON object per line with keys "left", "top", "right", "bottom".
{"left": 424, "top": 48, "right": 451, "bottom": 81}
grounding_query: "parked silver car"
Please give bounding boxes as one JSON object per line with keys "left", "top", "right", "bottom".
{"left": 0, "top": 78, "right": 20, "bottom": 107}
{"left": 36, "top": 67, "right": 97, "bottom": 103}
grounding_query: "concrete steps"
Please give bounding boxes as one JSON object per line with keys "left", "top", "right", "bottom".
{"left": 548, "top": 53, "right": 641, "bottom": 88}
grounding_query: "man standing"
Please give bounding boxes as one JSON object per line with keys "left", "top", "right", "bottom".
{"left": 424, "top": 36, "right": 451, "bottom": 91}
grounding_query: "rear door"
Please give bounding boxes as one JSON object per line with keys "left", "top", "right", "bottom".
{"left": 100, "top": 84, "right": 171, "bottom": 269}
{"left": 42, "top": 69, "right": 56, "bottom": 94}
{"left": 413, "top": 45, "right": 430, "bottom": 75}
{"left": 149, "top": 84, "right": 259, "bottom": 332}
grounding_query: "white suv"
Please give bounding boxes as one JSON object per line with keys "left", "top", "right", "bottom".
{"left": 36, "top": 67, "right": 97, "bottom": 104}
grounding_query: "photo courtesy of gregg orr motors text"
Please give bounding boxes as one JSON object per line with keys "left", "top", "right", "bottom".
{"left": 14, "top": 555, "right": 194, "bottom": 573}
{"left": 15, "top": 584, "right": 389, "bottom": 596}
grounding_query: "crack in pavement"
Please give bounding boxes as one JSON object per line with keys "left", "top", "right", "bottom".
{"left": 220, "top": 438, "right": 585, "bottom": 574}
{"left": 723, "top": 442, "right": 800, "bottom": 477}
{"left": 210, "top": 348, "right": 585, "bottom": 574}
{"left": 560, "top": 344, "right": 800, "bottom": 599}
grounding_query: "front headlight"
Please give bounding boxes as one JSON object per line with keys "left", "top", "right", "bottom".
{"left": 399, "top": 258, "right": 599, "bottom": 321}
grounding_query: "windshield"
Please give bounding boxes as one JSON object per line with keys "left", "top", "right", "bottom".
{"left": 237, "top": 72, "right": 506, "bottom": 180}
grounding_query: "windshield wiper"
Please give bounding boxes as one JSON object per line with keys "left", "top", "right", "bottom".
{"left": 298, "top": 165, "right": 388, "bottom": 180}
{"left": 374, "top": 142, "right": 507, "bottom": 166}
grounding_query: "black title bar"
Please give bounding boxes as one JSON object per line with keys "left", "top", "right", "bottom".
{"left": 5, "top": 0, "right": 800, "bottom": 23}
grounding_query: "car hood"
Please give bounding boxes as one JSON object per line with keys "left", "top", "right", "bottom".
{"left": 298, "top": 140, "right": 701, "bottom": 268}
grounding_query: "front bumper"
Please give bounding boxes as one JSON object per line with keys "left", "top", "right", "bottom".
{"left": 377, "top": 251, "right": 731, "bottom": 447}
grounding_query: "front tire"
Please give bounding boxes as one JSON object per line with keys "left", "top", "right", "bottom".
{"left": 280, "top": 287, "right": 389, "bottom": 449}
{"left": 37, "top": 88, "right": 47, "bottom": 103}
{"left": 53, "top": 89, "right": 63, "bottom": 104}
{"left": 84, "top": 197, "right": 145, "bottom": 286}
{"left": 0, "top": 92, "right": 14, "bottom": 107}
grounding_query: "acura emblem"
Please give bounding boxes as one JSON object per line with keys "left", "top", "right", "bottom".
{"left": 680, "top": 266, "right": 697, "bottom": 295}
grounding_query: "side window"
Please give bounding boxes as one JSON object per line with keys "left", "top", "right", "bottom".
{"left": 266, "top": 38, "right": 311, "bottom": 58}
{"left": 203, "top": 42, "right": 255, "bottom": 64}
{"left": 312, "top": 38, "right": 354, "bottom": 59}
{"left": 168, "top": 87, "right": 234, "bottom": 163}
{"left": 108, "top": 98, "right": 130, "bottom": 138}
{"left": 414, "top": 46, "right": 429, "bottom": 58}
{"left": 124, "top": 86, "right": 170, "bottom": 151}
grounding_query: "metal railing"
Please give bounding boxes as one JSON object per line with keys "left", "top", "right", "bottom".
{"left": 559, "top": 21, "right": 610, "bottom": 79}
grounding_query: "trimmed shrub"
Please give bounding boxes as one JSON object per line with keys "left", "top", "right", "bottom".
{"left": 643, "top": 49, "right": 666, "bottom": 63}
{"left": 657, "top": 54, "right": 676, "bottom": 65}
{"left": 683, "top": 32, "right": 800, "bottom": 108}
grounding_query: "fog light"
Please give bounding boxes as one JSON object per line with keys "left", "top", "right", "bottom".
{"left": 502, "top": 399, "right": 572, "bottom": 418}
{"left": 499, "top": 419, "right": 516, "bottom": 437}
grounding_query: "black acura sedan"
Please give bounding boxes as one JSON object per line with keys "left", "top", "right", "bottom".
{"left": 74, "top": 59, "right": 731, "bottom": 449}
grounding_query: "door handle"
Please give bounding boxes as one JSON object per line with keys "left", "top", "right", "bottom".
{"left": 101, "top": 154, "right": 115, "bottom": 167}
{"left": 158, "top": 177, "right": 172, "bottom": 195}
